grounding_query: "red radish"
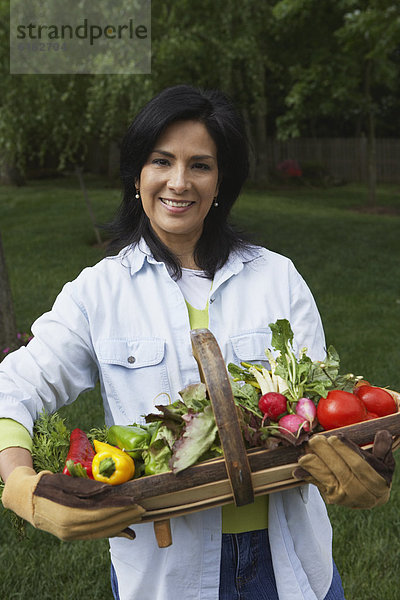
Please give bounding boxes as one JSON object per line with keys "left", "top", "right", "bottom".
{"left": 278, "top": 414, "right": 309, "bottom": 434}
{"left": 258, "top": 392, "right": 287, "bottom": 420}
{"left": 295, "top": 397, "right": 316, "bottom": 426}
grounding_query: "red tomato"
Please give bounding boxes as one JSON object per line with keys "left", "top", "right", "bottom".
{"left": 317, "top": 390, "right": 367, "bottom": 430}
{"left": 355, "top": 385, "right": 397, "bottom": 417}
{"left": 353, "top": 379, "right": 371, "bottom": 392}
{"left": 365, "top": 412, "right": 379, "bottom": 420}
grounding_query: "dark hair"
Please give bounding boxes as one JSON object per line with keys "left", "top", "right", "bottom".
{"left": 107, "top": 84, "right": 252, "bottom": 278}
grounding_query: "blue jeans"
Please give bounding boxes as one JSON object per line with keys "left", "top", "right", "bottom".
{"left": 111, "top": 529, "right": 346, "bottom": 600}
{"left": 219, "top": 529, "right": 346, "bottom": 600}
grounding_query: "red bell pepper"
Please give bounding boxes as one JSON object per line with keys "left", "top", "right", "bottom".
{"left": 63, "top": 428, "right": 95, "bottom": 478}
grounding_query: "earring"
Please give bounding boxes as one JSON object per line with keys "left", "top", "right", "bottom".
{"left": 213, "top": 197, "right": 219, "bottom": 207}
{"left": 135, "top": 189, "right": 140, "bottom": 199}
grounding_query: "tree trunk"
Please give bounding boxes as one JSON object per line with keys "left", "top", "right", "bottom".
{"left": 1, "top": 162, "right": 26, "bottom": 186}
{"left": 0, "top": 231, "right": 18, "bottom": 356}
{"left": 253, "top": 94, "right": 269, "bottom": 184}
{"left": 75, "top": 166, "right": 102, "bottom": 246}
{"left": 108, "top": 141, "right": 120, "bottom": 180}
{"left": 367, "top": 108, "right": 377, "bottom": 205}
{"left": 365, "top": 60, "right": 377, "bottom": 205}
{"left": 241, "top": 107, "right": 256, "bottom": 181}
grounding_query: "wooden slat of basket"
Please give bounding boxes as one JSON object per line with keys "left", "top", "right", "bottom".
{"left": 141, "top": 462, "right": 298, "bottom": 512}
{"left": 153, "top": 520, "right": 172, "bottom": 548}
{"left": 190, "top": 329, "right": 254, "bottom": 507}
{"left": 392, "top": 438, "right": 400, "bottom": 452}
{"left": 140, "top": 476, "right": 301, "bottom": 524}
{"left": 142, "top": 476, "right": 233, "bottom": 511}
{"left": 149, "top": 328, "right": 255, "bottom": 546}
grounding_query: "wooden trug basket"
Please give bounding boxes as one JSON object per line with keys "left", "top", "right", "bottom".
{"left": 119, "top": 329, "right": 400, "bottom": 547}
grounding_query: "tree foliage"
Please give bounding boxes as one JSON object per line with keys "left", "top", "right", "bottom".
{"left": 0, "top": 0, "right": 399, "bottom": 188}
{"left": 272, "top": 0, "right": 400, "bottom": 138}
{"left": 271, "top": 0, "right": 400, "bottom": 200}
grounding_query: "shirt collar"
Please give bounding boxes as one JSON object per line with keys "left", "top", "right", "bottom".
{"left": 112, "top": 240, "right": 149, "bottom": 276}
{"left": 117, "top": 239, "right": 263, "bottom": 278}
{"left": 212, "top": 244, "right": 263, "bottom": 291}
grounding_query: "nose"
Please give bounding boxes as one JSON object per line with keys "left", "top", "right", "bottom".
{"left": 167, "top": 165, "right": 190, "bottom": 194}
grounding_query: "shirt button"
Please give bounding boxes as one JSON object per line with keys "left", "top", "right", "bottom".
{"left": 127, "top": 356, "right": 136, "bottom": 364}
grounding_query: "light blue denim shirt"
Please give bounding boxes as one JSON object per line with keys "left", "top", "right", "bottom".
{"left": 0, "top": 240, "right": 332, "bottom": 600}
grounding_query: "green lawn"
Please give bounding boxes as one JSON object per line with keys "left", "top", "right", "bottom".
{"left": 0, "top": 177, "right": 399, "bottom": 599}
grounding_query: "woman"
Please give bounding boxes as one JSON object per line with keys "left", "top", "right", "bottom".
{"left": 0, "top": 85, "right": 393, "bottom": 600}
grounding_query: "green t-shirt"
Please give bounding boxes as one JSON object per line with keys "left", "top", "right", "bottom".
{"left": 0, "top": 418, "right": 32, "bottom": 453}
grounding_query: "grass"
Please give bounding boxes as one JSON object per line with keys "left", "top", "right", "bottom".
{"left": 0, "top": 177, "right": 399, "bottom": 599}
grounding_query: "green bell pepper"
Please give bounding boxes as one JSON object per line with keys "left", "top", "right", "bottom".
{"left": 107, "top": 424, "right": 151, "bottom": 459}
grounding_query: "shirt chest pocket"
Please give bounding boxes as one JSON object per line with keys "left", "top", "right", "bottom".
{"left": 97, "top": 338, "right": 170, "bottom": 422}
{"left": 229, "top": 329, "right": 273, "bottom": 368}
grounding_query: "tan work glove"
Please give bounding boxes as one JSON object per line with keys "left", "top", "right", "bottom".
{"left": 2, "top": 466, "right": 145, "bottom": 541}
{"left": 293, "top": 430, "right": 395, "bottom": 509}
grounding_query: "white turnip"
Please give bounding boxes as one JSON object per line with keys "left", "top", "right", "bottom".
{"left": 278, "top": 413, "right": 309, "bottom": 435}
{"left": 295, "top": 397, "right": 316, "bottom": 428}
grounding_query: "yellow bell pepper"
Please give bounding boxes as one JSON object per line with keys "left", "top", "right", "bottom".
{"left": 92, "top": 439, "right": 135, "bottom": 485}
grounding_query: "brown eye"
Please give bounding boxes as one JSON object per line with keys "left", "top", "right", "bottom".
{"left": 193, "top": 163, "right": 211, "bottom": 170}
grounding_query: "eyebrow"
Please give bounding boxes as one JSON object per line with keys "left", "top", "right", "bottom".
{"left": 151, "top": 149, "right": 216, "bottom": 161}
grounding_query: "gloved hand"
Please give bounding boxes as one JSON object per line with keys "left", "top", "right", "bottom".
{"left": 2, "top": 466, "right": 145, "bottom": 541}
{"left": 293, "top": 430, "right": 395, "bottom": 509}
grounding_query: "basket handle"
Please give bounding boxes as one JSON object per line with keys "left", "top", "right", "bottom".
{"left": 191, "top": 329, "right": 254, "bottom": 507}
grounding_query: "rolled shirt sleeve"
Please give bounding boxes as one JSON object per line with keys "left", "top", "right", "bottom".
{"left": 0, "top": 279, "right": 99, "bottom": 435}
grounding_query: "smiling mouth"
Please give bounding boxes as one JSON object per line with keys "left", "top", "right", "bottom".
{"left": 160, "top": 198, "right": 194, "bottom": 208}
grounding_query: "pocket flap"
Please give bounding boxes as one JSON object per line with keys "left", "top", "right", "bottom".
{"left": 98, "top": 338, "right": 165, "bottom": 368}
{"left": 230, "top": 329, "right": 271, "bottom": 361}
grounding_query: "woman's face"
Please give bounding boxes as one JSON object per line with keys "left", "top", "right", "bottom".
{"left": 138, "top": 120, "right": 220, "bottom": 258}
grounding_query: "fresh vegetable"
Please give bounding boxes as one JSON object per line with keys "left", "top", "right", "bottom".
{"left": 267, "top": 320, "right": 322, "bottom": 404}
{"left": 230, "top": 379, "right": 263, "bottom": 419}
{"left": 258, "top": 392, "right": 287, "bottom": 420}
{"left": 92, "top": 440, "right": 135, "bottom": 485}
{"left": 247, "top": 363, "right": 286, "bottom": 395}
{"left": 228, "top": 319, "right": 369, "bottom": 443}
{"left": 317, "top": 390, "right": 367, "bottom": 430}
{"left": 107, "top": 424, "right": 151, "bottom": 459}
{"left": 266, "top": 320, "right": 360, "bottom": 404}
{"left": 295, "top": 397, "right": 317, "bottom": 428}
{"left": 32, "top": 411, "right": 70, "bottom": 474}
{"left": 366, "top": 412, "right": 379, "bottom": 420}
{"left": 170, "top": 405, "right": 218, "bottom": 474}
{"left": 143, "top": 382, "right": 220, "bottom": 475}
{"left": 143, "top": 422, "right": 174, "bottom": 476}
{"left": 63, "top": 428, "right": 95, "bottom": 479}
{"left": 143, "top": 451, "right": 166, "bottom": 476}
{"left": 279, "top": 414, "right": 309, "bottom": 434}
{"left": 355, "top": 385, "right": 397, "bottom": 417}
{"left": 354, "top": 379, "right": 371, "bottom": 391}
